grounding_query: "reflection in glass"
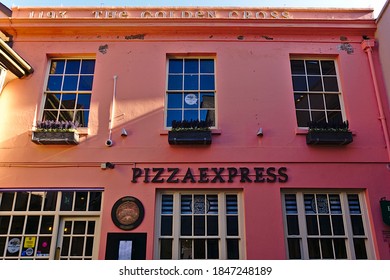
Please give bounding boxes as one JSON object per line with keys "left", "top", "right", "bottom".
{"left": 180, "top": 239, "right": 192, "bottom": 259}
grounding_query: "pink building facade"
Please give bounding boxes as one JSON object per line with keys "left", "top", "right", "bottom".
{"left": 0, "top": 6, "right": 390, "bottom": 260}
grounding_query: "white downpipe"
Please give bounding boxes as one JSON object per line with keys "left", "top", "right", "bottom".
{"left": 106, "top": 75, "right": 118, "bottom": 147}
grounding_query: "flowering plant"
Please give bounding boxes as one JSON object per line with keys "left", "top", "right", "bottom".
{"left": 307, "top": 120, "right": 350, "bottom": 133}
{"left": 171, "top": 119, "right": 212, "bottom": 132}
{"left": 35, "top": 120, "right": 80, "bottom": 132}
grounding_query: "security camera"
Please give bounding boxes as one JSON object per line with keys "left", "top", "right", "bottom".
{"left": 121, "top": 128, "right": 128, "bottom": 137}
{"left": 101, "top": 162, "right": 115, "bottom": 169}
{"left": 105, "top": 139, "right": 113, "bottom": 147}
{"left": 257, "top": 128, "right": 263, "bottom": 136}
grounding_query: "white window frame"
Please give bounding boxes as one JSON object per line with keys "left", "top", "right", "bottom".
{"left": 165, "top": 56, "right": 217, "bottom": 129}
{"left": 290, "top": 57, "right": 347, "bottom": 128}
{"left": 282, "top": 190, "right": 375, "bottom": 259}
{"left": 154, "top": 191, "right": 245, "bottom": 260}
{"left": 0, "top": 66, "right": 6, "bottom": 92}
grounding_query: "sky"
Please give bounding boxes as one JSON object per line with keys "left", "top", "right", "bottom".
{"left": 0, "top": 0, "right": 387, "bottom": 17}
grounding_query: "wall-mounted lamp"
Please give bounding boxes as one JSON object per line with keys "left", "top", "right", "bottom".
{"left": 380, "top": 197, "right": 390, "bottom": 226}
{"left": 257, "top": 128, "right": 263, "bottom": 137}
{"left": 101, "top": 162, "right": 115, "bottom": 170}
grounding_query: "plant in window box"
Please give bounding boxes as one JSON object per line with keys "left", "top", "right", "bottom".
{"left": 306, "top": 120, "right": 353, "bottom": 145}
{"left": 168, "top": 120, "right": 212, "bottom": 145}
{"left": 32, "top": 120, "right": 80, "bottom": 145}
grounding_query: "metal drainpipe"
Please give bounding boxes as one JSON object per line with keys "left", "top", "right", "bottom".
{"left": 361, "top": 39, "right": 390, "bottom": 162}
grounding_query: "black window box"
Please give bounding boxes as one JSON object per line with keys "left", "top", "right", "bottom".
{"left": 32, "top": 131, "right": 80, "bottom": 145}
{"left": 306, "top": 131, "right": 353, "bottom": 145}
{"left": 168, "top": 130, "right": 212, "bottom": 145}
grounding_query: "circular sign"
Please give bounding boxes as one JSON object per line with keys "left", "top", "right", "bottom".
{"left": 185, "top": 94, "right": 198, "bottom": 105}
{"left": 111, "top": 196, "right": 145, "bottom": 230}
{"left": 7, "top": 238, "right": 21, "bottom": 253}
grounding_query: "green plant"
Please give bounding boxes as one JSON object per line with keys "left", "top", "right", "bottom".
{"left": 35, "top": 120, "right": 80, "bottom": 132}
{"left": 307, "top": 120, "right": 350, "bottom": 133}
{"left": 171, "top": 120, "right": 212, "bottom": 132}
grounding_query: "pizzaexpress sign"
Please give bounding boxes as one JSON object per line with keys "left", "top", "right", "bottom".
{"left": 131, "top": 166, "right": 288, "bottom": 184}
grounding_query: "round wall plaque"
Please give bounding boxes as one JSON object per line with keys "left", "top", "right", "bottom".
{"left": 111, "top": 196, "right": 145, "bottom": 230}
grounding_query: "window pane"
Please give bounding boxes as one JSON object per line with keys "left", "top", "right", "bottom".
{"left": 207, "top": 195, "right": 218, "bottom": 214}
{"left": 167, "top": 93, "right": 183, "bottom": 109}
{"left": 306, "top": 215, "right": 319, "bottom": 235}
{"left": 184, "top": 93, "right": 199, "bottom": 108}
{"left": 184, "top": 74, "right": 198, "bottom": 90}
{"left": 40, "top": 216, "right": 54, "bottom": 234}
{"left": 184, "top": 59, "right": 198, "bottom": 73}
{"left": 334, "top": 238, "right": 347, "bottom": 259}
{"left": 64, "top": 221, "right": 72, "bottom": 235}
{"left": 226, "top": 195, "right": 238, "bottom": 214}
{"left": 287, "top": 215, "right": 299, "bottom": 235}
{"left": 200, "top": 75, "right": 215, "bottom": 90}
{"left": 160, "top": 239, "right": 172, "bottom": 259}
{"left": 353, "top": 238, "right": 368, "bottom": 259}
{"left": 0, "top": 216, "right": 10, "bottom": 234}
{"left": 307, "top": 238, "right": 321, "bottom": 259}
{"left": 168, "top": 75, "right": 182, "bottom": 90}
{"left": 304, "top": 194, "right": 316, "bottom": 214}
{"left": 323, "top": 77, "right": 339, "bottom": 91}
{"left": 181, "top": 195, "right": 192, "bottom": 214}
{"left": 169, "top": 59, "right": 183, "bottom": 73}
{"left": 74, "top": 192, "right": 88, "bottom": 211}
{"left": 294, "top": 94, "right": 309, "bottom": 109}
{"left": 88, "top": 192, "right": 102, "bottom": 211}
{"left": 194, "top": 216, "right": 205, "bottom": 236}
{"left": 161, "top": 216, "right": 173, "bottom": 236}
{"left": 61, "top": 192, "right": 74, "bottom": 211}
{"left": 309, "top": 94, "right": 325, "bottom": 109}
{"left": 290, "top": 60, "right": 305, "bottom": 74}
{"left": 194, "top": 239, "right": 205, "bottom": 259}
{"left": 351, "top": 215, "right": 365, "bottom": 235}
{"left": 10, "top": 216, "right": 25, "bottom": 234}
{"left": 292, "top": 76, "right": 307, "bottom": 91}
{"left": 180, "top": 239, "right": 192, "bottom": 259}
{"left": 79, "top": 76, "right": 94, "bottom": 91}
{"left": 50, "top": 60, "right": 65, "bottom": 74}
{"left": 296, "top": 111, "right": 310, "bottom": 127}
{"left": 311, "top": 111, "right": 326, "bottom": 123}
{"left": 25, "top": 216, "right": 40, "bottom": 234}
{"left": 60, "top": 94, "right": 76, "bottom": 109}
{"left": 0, "top": 193, "right": 15, "bottom": 211}
{"left": 166, "top": 110, "right": 182, "bottom": 126}
{"left": 65, "top": 60, "right": 81, "bottom": 74}
{"left": 200, "top": 93, "right": 215, "bottom": 108}
{"left": 29, "top": 193, "right": 43, "bottom": 211}
{"left": 306, "top": 60, "right": 321, "bottom": 75}
{"left": 161, "top": 195, "right": 173, "bottom": 214}
{"left": 75, "top": 110, "right": 88, "bottom": 127}
{"left": 200, "top": 59, "right": 214, "bottom": 73}
{"left": 15, "top": 192, "right": 28, "bottom": 211}
{"left": 47, "top": 76, "right": 63, "bottom": 91}
{"left": 73, "top": 221, "right": 86, "bottom": 234}
{"left": 321, "top": 61, "right": 336, "bottom": 75}
{"left": 43, "top": 192, "right": 57, "bottom": 211}
{"left": 325, "top": 95, "right": 341, "bottom": 110}
{"left": 319, "top": 216, "right": 332, "bottom": 235}
{"left": 87, "top": 221, "right": 95, "bottom": 234}
{"left": 6, "top": 237, "right": 21, "bottom": 256}
{"left": 207, "top": 216, "right": 218, "bottom": 236}
{"left": 181, "top": 216, "right": 192, "bottom": 236}
{"left": 227, "top": 239, "right": 239, "bottom": 259}
{"left": 227, "top": 216, "right": 238, "bottom": 236}
{"left": 287, "top": 238, "right": 301, "bottom": 259}
{"left": 320, "top": 239, "right": 334, "bottom": 259}
{"left": 85, "top": 237, "right": 94, "bottom": 256}
{"left": 183, "top": 110, "right": 198, "bottom": 121}
{"left": 0, "top": 237, "right": 5, "bottom": 256}
{"left": 193, "top": 195, "right": 205, "bottom": 214}
{"left": 348, "top": 194, "right": 361, "bottom": 214}
{"left": 308, "top": 76, "right": 323, "bottom": 91}
{"left": 327, "top": 111, "right": 343, "bottom": 124}
{"left": 81, "top": 60, "right": 95, "bottom": 74}
{"left": 63, "top": 76, "right": 78, "bottom": 91}
{"left": 37, "top": 236, "right": 51, "bottom": 256}
{"left": 70, "top": 237, "right": 84, "bottom": 256}
{"left": 200, "top": 110, "right": 215, "bottom": 125}
{"left": 205, "top": 239, "right": 219, "bottom": 259}
{"left": 61, "top": 237, "right": 70, "bottom": 256}
{"left": 331, "top": 215, "right": 345, "bottom": 235}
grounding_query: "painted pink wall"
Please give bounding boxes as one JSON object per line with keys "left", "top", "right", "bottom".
{"left": 1, "top": 7, "right": 390, "bottom": 259}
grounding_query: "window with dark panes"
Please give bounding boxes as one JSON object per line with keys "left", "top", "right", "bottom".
{"left": 42, "top": 58, "right": 95, "bottom": 127}
{"left": 282, "top": 191, "right": 373, "bottom": 259}
{"left": 290, "top": 59, "right": 345, "bottom": 127}
{"left": 166, "top": 57, "right": 216, "bottom": 128}
{"left": 0, "top": 191, "right": 102, "bottom": 260}
{"left": 156, "top": 192, "right": 243, "bottom": 259}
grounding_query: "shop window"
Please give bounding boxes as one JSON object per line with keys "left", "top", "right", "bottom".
{"left": 166, "top": 57, "right": 216, "bottom": 128}
{"left": 155, "top": 191, "right": 243, "bottom": 259}
{"left": 41, "top": 58, "right": 95, "bottom": 127}
{"left": 290, "top": 58, "right": 346, "bottom": 128}
{"left": 0, "top": 190, "right": 102, "bottom": 260}
{"left": 282, "top": 191, "right": 374, "bottom": 259}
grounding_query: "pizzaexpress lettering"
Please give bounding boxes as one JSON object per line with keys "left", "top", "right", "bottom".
{"left": 131, "top": 167, "right": 288, "bottom": 184}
